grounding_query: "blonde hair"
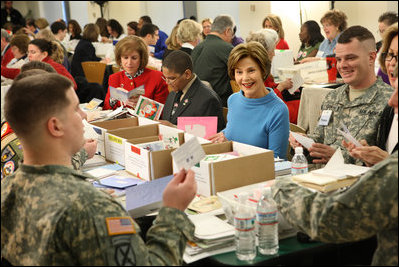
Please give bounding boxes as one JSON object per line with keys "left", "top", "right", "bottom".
{"left": 35, "top": 18, "right": 49, "bottom": 30}
{"left": 35, "top": 29, "right": 64, "bottom": 64}
{"left": 379, "top": 23, "right": 398, "bottom": 74}
{"left": 228, "top": 41, "right": 271, "bottom": 81}
{"left": 177, "top": 19, "right": 202, "bottom": 43}
{"left": 262, "top": 14, "right": 284, "bottom": 39}
{"left": 114, "top": 36, "right": 148, "bottom": 70}
{"left": 165, "top": 25, "right": 181, "bottom": 50}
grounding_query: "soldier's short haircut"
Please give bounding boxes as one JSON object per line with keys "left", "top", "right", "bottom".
{"left": 338, "top": 25, "right": 375, "bottom": 44}
{"left": 14, "top": 69, "right": 49, "bottom": 82}
{"left": 5, "top": 73, "right": 73, "bottom": 138}
{"left": 210, "top": 15, "right": 235, "bottom": 34}
{"left": 162, "top": 50, "right": 193, "bottom": 74}
{"left": 20, "top": 61, "right": 56, "bottom": 73}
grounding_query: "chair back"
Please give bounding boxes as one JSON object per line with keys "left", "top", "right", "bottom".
{"left": 230, "top": 80, "right": 240, "bottom": 93}
{"left": 81, "top": 61, "right": 106, "bottom": 84}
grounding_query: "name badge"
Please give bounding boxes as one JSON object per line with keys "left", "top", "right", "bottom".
{"left": 318, "top": 110, "right": 332, "bottom": 126}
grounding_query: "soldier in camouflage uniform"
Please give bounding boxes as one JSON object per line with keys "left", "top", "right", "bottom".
{"left": 290, "top": 26, "right": 393, "bottom": 165}
{"left": 273, "top": 65, "right": 398, "bottom": 266}
{"left": 1, "top": 69, "right": 97, "bottom": 179}
{"left": 1, "top": 73, "right": 197, "bottom": 265}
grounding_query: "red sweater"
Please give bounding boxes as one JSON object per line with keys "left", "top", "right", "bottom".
{"left": 276, "top": 38, "right": 289, "bottom": 50}
{"left": 42, "top": 56, "right": 77, "bottom": 90}
{"left": 265, "top": 76, "right": 300, "bottom": 124}
{"left": 1, "top": 64, "right": 21, "bottom": 79}
{"left": 1, "top": 46, "right": 14, "bottom": 67}
{"left": 103, "top": 68, "right": 169, "bottom": 110}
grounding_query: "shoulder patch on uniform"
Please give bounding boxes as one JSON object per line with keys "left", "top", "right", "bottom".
{"left": 1, "top": 121, "right": 13, "bottom": 140}
{"left": 106, "top": 217, "right": 136, "bottom": 236}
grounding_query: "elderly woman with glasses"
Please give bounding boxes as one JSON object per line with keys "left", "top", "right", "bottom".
{"left": 343, "top": 23, "right": 398, "bottom": 166}
{"left": 103, "top": 36, "right": 169, "bottom": 110}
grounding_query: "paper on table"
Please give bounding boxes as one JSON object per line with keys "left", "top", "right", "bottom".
{"left": 312, "top": 148, "right": 370, "bottom": 179}
{"left": 171, "top": 137, "right": 206, "bottom": 171}
{"left": 85, "top": 167, "right": 117, "bottom": 179}
{"left": 290, "top": 131, "right": 315, "bottom": 149}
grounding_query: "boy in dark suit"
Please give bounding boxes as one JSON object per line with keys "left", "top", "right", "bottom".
{"left": 160, "top": 50, "right": 225, "bottom": 132}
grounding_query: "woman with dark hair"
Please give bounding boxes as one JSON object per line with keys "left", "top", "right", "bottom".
{"left": 28, "top": 39, "right": 77, "bottom": 89}
{"left": 1, "top": 33, "right": 30, "bottom": 79}
{"left": 95, "top": 17, "right": 108, "bottom": 38}
{"left": 127, "top": 21, "right": 139, "bottom": 36}
{"left": 67, "top": 19, "right": 82, "bottom": 40}
{"left": 295, "top": 20, "right": 325, "bottom": 63}
{"left": 102, "top": 19, "right": 126, "bottom": 43}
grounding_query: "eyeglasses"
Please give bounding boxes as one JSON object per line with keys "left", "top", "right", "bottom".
{"left": 382, "top": 52, "right": 398, "bottom": 62}
{"left": 162, "top": 74, "right": 181, "bottom": 84}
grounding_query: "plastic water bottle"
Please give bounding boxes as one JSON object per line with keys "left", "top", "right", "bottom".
{"left": 291, "top": 147, "right": 308, "bottom": 175}
{"left": 235, "top": 192, "right": 256, "bottom": 261}
{"left": 256, "top": 188, "right": 279, "bottom": 255}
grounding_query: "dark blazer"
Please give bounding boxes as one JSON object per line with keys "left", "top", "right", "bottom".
{"left": 179, "top": 46, "right": 192, "bottom": 56}
{"left": 162, "top": 77, "right": 226, "bottom": 132}
{"left": 71, "top": 39, "right": 101, "bottom": 78}
{"left": 376, "top": 105, "right": 398, "bottom": 153}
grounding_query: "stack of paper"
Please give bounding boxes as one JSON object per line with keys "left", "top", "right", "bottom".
{"left": 184, "top": 213, "right": 235, "bottom": 263}
{"left": 292, "top": 148, "right": 370, "bottom": 192}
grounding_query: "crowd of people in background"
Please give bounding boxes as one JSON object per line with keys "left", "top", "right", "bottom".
{"left": 1, "top": 1, "right": 398, "bottom": 265}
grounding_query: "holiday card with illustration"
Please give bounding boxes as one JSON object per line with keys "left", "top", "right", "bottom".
{"left": 134, "top": 95, "right": 164, "bottom": 120}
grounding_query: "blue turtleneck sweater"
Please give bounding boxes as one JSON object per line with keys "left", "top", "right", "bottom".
{"left": 223, "top": 88, "right": 289, "bottom": 159}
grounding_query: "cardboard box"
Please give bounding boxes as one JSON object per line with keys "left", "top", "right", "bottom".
{"left": 125, "top": 125, "right": 185, "bottom": 181}
{"left": 105, "top": 124, "right": 159, "bottom": 166}
{"left": 173, "top": 141, "right": 275, "bottom": 196}
{"left": 89, "top": 117, "right": 140, "bottom": 156}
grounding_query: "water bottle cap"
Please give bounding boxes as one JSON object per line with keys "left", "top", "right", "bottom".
{"left": 295, "top": 147, "right": 303, "bottom": 154}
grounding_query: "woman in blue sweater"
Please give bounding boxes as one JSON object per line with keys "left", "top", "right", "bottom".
{"left": 209, "top": 41, "right": 289, "bottom": 159}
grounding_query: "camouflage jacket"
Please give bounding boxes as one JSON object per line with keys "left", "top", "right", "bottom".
{"left": 272, "top": 151, "right": 398, "bottom": 266}
{"left": 309, "top": 78, "right": 393, "bottom": 165}
{"left": 1, "top": 164, "right": 194, "bottom": 266}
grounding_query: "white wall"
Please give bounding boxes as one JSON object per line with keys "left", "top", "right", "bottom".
{"left": 197, "top": 1, "right": 240, "bottom": 36}
{"left": 69, "top": 1, "right": 89, "bottom": 28}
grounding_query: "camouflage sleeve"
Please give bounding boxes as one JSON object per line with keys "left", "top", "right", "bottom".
{"left": 71, "top": 148, "right": 88, "bottom": 170}
{"left": 145, "top": 207, "right": 195, "bottom": 265}
{"left": 272, "top": 154, "right": 398, "bottom": 244}
{"left": 53, "top": 192, "right": 194, "bottom": 266}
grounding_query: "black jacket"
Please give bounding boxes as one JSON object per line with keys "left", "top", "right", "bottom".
{"left": 71, "top": 39, "right": 101, "bottom": 78}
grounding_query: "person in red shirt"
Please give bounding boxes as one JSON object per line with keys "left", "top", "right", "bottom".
{"left": 1, "top": 28, "right": 14, "bottom": 67}
{"left": 262, "top": 14, "right": 289, "bottom": 50}
{"left": 1, "top": 33, "right": 30, "bottom": 79}
{"left": 27, "top": 39, "right": 77, "bottom": 89}
{"left": 103, "top": 35, "right": 169, "bottom": 110}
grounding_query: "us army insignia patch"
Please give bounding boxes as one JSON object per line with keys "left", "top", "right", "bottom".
{"left": 115, "top": 243, "right": 135, "bottom": 266}
{"left": 106, "top": 217, "right": 136, "bottom": 236}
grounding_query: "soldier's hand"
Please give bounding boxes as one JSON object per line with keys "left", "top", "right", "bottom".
{"left": 308, "top": 143, "right": 335, "bottom": 164}
{"left": 84, "top": 139, "right": 97, "bottom": 159}
{"left": 163, "top": 169, "right": 197, "bottom": 211}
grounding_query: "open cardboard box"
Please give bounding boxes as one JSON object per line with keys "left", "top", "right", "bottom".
{"left": 124, "top": 124, "right": 185, "bottom": 181}
{"left": 173, "top": 141, "right": 275, "bottom": 196}
{"left": 89, "top": 116, "right": 158, "bottom": 157}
